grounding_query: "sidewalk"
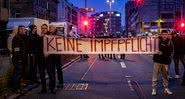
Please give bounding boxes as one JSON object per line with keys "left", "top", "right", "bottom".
{"left": 0, "top": 54, "right": 80, "bottom": 99}
{"left": 0, "top": 56, "right": 13, "bottom": 89}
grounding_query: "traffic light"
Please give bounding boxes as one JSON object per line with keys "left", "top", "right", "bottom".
{"left": 176, "top": 20, "right": 185, "bottom": 31}
{"left": 181, "top": 22, "right": 185, "bottom": 28}
{"left": 83, "top": 20, "right": 89, "bottom": 26}
{"left": 135, "top": 0, "right": 143, "bottom": 5}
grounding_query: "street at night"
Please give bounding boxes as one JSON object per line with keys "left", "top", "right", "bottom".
{"left": 6, "top": 55, "right": 184, "bottom": 99}
{"left": 1, "top": 0, "right": 185, "bottom": 99}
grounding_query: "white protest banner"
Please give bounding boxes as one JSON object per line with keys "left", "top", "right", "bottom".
{"left": 44, "top": 35, "right": 159, "bottom": 54}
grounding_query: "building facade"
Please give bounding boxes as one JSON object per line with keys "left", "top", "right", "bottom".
{"left": 0, "top": 0, "right": 9, "bottom": 30}
{"left": 58, "top": 0, "right": 86, "bottom": 34}
{"left": 125, "top": 0, "right": 135, "bottom": 36}
{"left": 10, "top": 0, "right": 58, "bottom": 22}
{"left": 0, "top": 0, "right": 9, "bottom": 48}
{"left": 91, "top": 11, "right": 122, "bottom": 36}
{"left": 125, "top": 0, "right": 185, "bottom": 36}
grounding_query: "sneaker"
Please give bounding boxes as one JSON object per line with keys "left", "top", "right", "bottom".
{"left": 168, "top": 75, "right": 173, "bottom": 79}
{"left": 164, "top": 88, "right": 173, "bottom": 95}
{"left": 175, "top": 75, "right": 180, "bottom": 79}
{"left": 152, "top": 89, "right": 157, "bottom": 96}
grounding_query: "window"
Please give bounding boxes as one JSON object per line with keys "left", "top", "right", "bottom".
{"left": 161, "top": 22, "right": 174, "bottom": 28}
{"left": 161, "top": 13, "right": 174, "bottom": 19}
{"left": 15, "top": 10, "right": 21, "bottom": 17}
{"left": 161, "top": 4, "right": 174, "bottom": 11}
{"left": 3, "top": 0, "right": 7, "bottom": 8}
{"left": 151, "top": 22, "right": 157, "bottom": 26}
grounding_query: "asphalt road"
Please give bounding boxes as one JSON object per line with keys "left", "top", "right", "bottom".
{"left": 11, "top": 54, "right": 185, "bottom": 99}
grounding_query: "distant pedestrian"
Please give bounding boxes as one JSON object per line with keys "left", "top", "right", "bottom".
{"left": 11, "top": 25, "right": 28, "bottom": 93}
{"left": 152, "top": 30, "right": 173, "bottom": 95}
{"left": 171, "top": 32, "right": 185, "bottom": 79}
{"left": 120, "top": 36, "right": 125, "bottom": 60}
{"left": 120, "top": 54, "right": 125, "bottom": 60}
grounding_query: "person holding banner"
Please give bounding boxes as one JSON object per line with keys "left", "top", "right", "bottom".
{"left": 152, "top": 30, "right": 173, "bottom": 95}
{"left": 36, "top": 24, "right": 50, "bottom": 94}
{"left": 46, "top": 25, "right": 64, "bottom": 94}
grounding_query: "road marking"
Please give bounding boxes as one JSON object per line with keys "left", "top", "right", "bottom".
{"left": 64, "top": 83, "right": 89, "bottom": 90}
{"left": 81, "top": 57, "right": 97, "bottom": 80}
{"left": 127, "top": 80, "right": 134, "bottom": 91}
{"left": 63, "top": 56, "right": 81, "bottom": 71}
{"left": 125, "top": 76, "right": 134, "bottom": 91}
{"left": 120, "top": 62, "right": 126, "bottom": 68}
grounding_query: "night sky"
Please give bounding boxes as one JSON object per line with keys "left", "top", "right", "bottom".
{"left": 68, "top": 0, "right": 126, "bottom": 26}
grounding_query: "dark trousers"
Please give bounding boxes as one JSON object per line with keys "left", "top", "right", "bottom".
{"left": 46, "top": 55, "right": 63, "bottom": 90}
{"left": 173, "top": 55, "right": 185, "bottom": 75}
{"left": 110, "top": 54, "right": 116, "bottom": 59}
{"left": 29, "top": 54, "right": 38, "bottom": 83}
{"left": 11, "top": 60, "right": 24, "bottom": 90}
{"left": 98, "top": 54, "right": 104, "bottom": 59}
{"left": 120, "top": 54, "right": 125, "bottom": 59}
{"left": 183, "top": 71, "right": 185, "bottom": 84}
{"left": 37, "top": 54, "right": 46, "bottom": 89}
{"left": 81, "top": 54, "right": 89, "bottom": 59}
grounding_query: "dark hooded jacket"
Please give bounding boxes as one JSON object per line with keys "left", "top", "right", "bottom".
{"left": 172, "top": 35, "right": 185, "bottom": 55}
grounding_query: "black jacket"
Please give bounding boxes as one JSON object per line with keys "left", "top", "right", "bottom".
{"left": 153, "top": 38, "right": 173, "bottom": 65}
{"left": 29, "top": 33, "right": 40, "bottom": 54}
{"left": 12, "top": 34, "right": 28, "bottom": 62}
{"left": 172, "top": 35, "right": 185, "bottom": 55}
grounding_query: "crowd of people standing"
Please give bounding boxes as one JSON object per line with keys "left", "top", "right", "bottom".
{"left": 152, "top": 30, "right": 185, "bottom": 96}
{"left": 10, "top": 24, "right": 64, "bottom": 94}
{"left": 9, "top": 24, "right": 185, "bottom": 96}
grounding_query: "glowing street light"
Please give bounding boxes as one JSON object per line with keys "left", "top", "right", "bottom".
{"left": 106, "top": 0, "right": 115, "bottom": 11}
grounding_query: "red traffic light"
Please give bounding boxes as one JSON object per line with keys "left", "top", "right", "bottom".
{"left": 135, "top": 0, "right": 143, "bottom": 5}
{"left": 176, "top": 20, "right": 185, "bottom": 31}
{"left": 83, "top": 20, "right": 88, "bottom": 26}
{"left": 181, "top": 22, "right": 185, "bottom": 28}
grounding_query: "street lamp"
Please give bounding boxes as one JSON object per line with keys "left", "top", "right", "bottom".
{"left": 106, "top": 0, "right": 115, "bottom": 11}
{"left": 106, "top": 0, "right": 115, "bottom": 35}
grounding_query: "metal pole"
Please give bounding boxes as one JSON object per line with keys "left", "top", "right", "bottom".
{"left": 181, "top": 0, "right": 184, "bottom": 20}
{"left": 110, "top": 1, "right": 112, "bottom": 34}
{"left": 109, "top": 0, "right": 113, "bottom": 35}
{"left": 85, "top": 0, "right": 87, "bottom": 8}
{"left": 158, "top": 0, "right": 161, "bottom": 33}
{"left": 110, "top": 2, "right": 112, "bottom": 11}
{"left": 181, "top": 0, "right": 184, "bottom": 34}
